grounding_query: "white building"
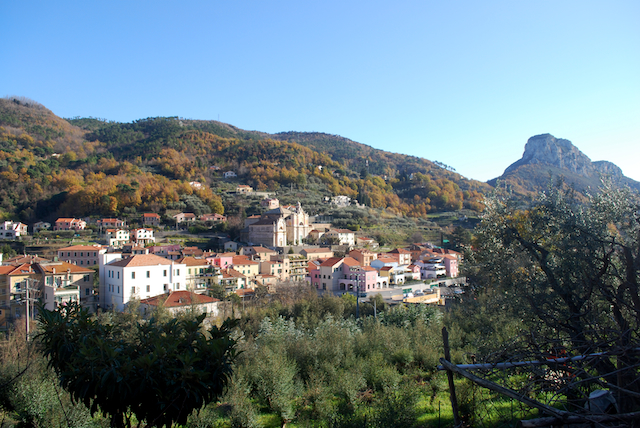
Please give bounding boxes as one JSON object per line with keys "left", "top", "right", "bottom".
{"left": 105, "top": 229, "right": 130, "bottom": 247}
{"left": 0, "top": 221, "right": 27, "bottom": 239}
{"left": 322, "top": 229, "right": 356, "bottom": 246}
{"left": 100, "top": 254, "right": 186, "bottom": 311}
{"left": 131, "top": 228, "right": 155, "bottom": 246}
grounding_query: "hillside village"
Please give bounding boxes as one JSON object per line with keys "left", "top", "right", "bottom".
{"left": 0, "top": 195, "right": 464, "bottom": 331}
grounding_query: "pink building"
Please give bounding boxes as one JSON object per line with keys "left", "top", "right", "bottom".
{"left": 310, "top": 257, "right": 379, "bottom": 293}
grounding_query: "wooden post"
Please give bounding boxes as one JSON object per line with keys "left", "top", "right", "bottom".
{"left": 442, "top": 327, "right": 462, "bottom": 427}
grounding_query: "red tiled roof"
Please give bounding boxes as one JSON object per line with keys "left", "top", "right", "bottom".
{"left": 320, "top": 257, "right": 343, "bottom": 267}
{"left": 342, "top": 257, "right": 360, "bottom": 267}
{"left": 108, "top": 254, "right": 175, "bottom": 267}
{"left": 140, "top": 291, "right": 219, "bottom": 307}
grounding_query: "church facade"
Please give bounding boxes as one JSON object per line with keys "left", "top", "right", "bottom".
{"left": 248, "top": 203, "right": 312, "bottom": 247}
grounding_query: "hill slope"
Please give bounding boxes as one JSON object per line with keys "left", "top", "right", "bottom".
{"left": 0, "top": 97, "right": 490, "bottom": 224}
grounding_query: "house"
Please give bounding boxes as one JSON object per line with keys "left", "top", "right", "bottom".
{"left": 206, "top": 252, "right": 235, "bottom": 269}
{"left": 0, "top": 260, "right": 96, "bottom": 328}
{"left": 259, "top": 259, "right": 290, "bottom": 282}
{"left": 181, "top": 246, "right": 204, "bottom": 258}
{"left": 219, "top": 268, "right": 247, "bottom": 291}
{"left": 355, "top": 236, "right": 378, "bottom": 249}
{"left": 176, "top": 257, "right": 218, "bottom": 293}
{"left": 199, "top": 213, "right": 227, "bottom": 223}
{"left": 260, "top": 198, "right": 279, "bottom": 209}
{"left": 240, "top": 246, "right": 277, "bottom": 260}
{"left": 54, "top": 218, "right": 86, "bottom": 231}
{"left": 36, "top": 261, "right": 95, "bottom": 311}
{"left": 223, "top": 171, "right": 237, "bottom": 179}
{"left": 148, "top": 244, "right": 181, "bottom": 257}
{"left": 131, "top": 228, "right": 155, "bottom": 246}
{"left": 97, "top": 218, "right": 126, "bottom": 229}
{"left": 231, "top": 256, "right": 259, "bottom": 280}
{"left": 301, "top": 247, "right": 334, "bottom": 261}
{"left": 121, "top": 243, "right": 149, "bottom": 256}
{"left": 105, "top": 229, "right": 130, "bottom": 247}
{"left": 387, "top": 248, "right": 412, "bottom": 265}
{"left": 309, "top": 257, "right": 379, "bottom": 292}
{"left": 224, "top": 241, "right": 239, "bottom": 252}
{"left": 142, "top": 213, "right": 161, "bottom": 227}
{"left": 416, "top": 258, "right": 447, "bottom": 279}
{"left": 189, "top": 181, "right": 203, "bottom": 190}
{"left": 0, "top": 221, "right": 27, "bottom": 239}
{"left": 331, "top": 195, "right": 351, "bottom": 207}
{"left": 100, "top": 254, "right": 187, "bottom": 311}
{"left": 236, "top": 185, "right": 253, "bottom": 194}
{"left": 0, "top": 264, "right": 40, "bottom": 331}
{"left": 322, "top": 229, "right": 356, "bottom": 246}
{"left": 57, "top": 244, "right": 106, "bottom": 267}
{"left": 139, "top": 290, "right": 220, "bottom": 317}
{"left": 33, "top": 221, "right": 51, "bottom": 233}
{"left": 348, "top": 249, "right": 377, "bottom": 267}
{"left": 173, "top": 213, "right": 196, "bottom": 224}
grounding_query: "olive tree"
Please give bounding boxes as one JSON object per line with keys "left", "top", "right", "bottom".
{"left": 469, "top": 180, "right": 640, "bottom": 411}
{"left": 37, "top": 303, "right": 238, "bottom": 428}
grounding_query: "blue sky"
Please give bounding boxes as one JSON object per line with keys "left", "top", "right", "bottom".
{"left": 2, "top": 1, "right": 639, "bottom": 182}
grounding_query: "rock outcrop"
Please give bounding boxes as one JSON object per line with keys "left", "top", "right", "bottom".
{"left": 490, "top": 134, "right": 639, "bottom": 195}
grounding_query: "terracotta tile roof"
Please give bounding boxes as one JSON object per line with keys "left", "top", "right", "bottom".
{"left": 143, "top": 213, "right": 160, "bottom": 218}
{"left": 303, "top": 247, "right": 332, "bottom": 253}
{"left": 3, "top": 255, "right": 51, "bottom": 265}
{"left": 363, "top": 266, "right": 378, "bottom": 272}
{"left": 232, "top": 256, "right": 258, "bottom": 265}
{"left": 108, "top": 254, "right": 175, "bottom": 267}
{"left": 342, "top": 257, "right": 360, "bottom": 267}
{"left": 140, "top": 291, "right": 219, "bottom": 307}
{"left": 58, "top": 245, "right": 104, "bottom": 252}
{"left": 36, "top": 261, "right": 94, "bottom": 274}
{"left": 222, "top": 268, "right": 246, "bottom": 279}
{"left": 320, "top": 257, "right": 343, "bottom": 267}
{"left": 388, "top": 248, "right": 411, "bottom": 254}
{"left": 176, "top": 256, "right": 210, "bottom": 266}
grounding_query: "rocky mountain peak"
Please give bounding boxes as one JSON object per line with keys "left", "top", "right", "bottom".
{"left": 504, "top": 134, "right": 593, "bottom": 176}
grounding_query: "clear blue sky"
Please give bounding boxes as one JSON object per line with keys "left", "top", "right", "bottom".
{"left": 2, "top": 1, "right": 639, "bottom": 182}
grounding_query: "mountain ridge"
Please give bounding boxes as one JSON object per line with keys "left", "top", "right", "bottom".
{"left": 489, "top": 133, "right": 639, "bottom": 194}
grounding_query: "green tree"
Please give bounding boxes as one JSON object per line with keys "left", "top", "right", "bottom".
{"left": 37, "top": 303, "right": 238, "bottom": 428}
{"left": 469, "top": 181, "right": 640, "bottom": 411}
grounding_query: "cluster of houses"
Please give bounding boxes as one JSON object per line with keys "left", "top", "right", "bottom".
{"left": 0, "top": 201, "right": 462, "bottom": 332}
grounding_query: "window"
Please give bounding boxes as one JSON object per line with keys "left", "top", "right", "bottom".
{"left": 132, "top": 272, "right": 135, "bottom": 279}
{"left": 176, "top": 269, "right": 180, "bottom": 276}
{"left": 85, "top": 288, "right": 90, "bottom": 296}
{"left": 117, "top": 286, "right": 120, "bottom": 293}
{"left": 80, "top": 252, "right": 84, "bottom": 257}
{"left": 131, "top": 286, "right": 135, "bottom": 294}
{"left": 146, "top": 285, "right": 150, "bottom": 292}
{"left": 164, "top": 270, "right": 167, "bottom": 277}
{"left": 83, "top": 275, "right": 90, "bottom": 282}
{"left": 146, "top": 271, "right": 150, "bottom": 278}
{"left": 94, "top": 260, "right": 96, "bottom": 265}
{"left": 117, "top": 272, "right": 120, "bottom": 279}
{"left": 80, "top": 260, "right": 83, "bottom": 265}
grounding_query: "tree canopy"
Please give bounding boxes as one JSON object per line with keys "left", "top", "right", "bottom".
{"left": 37, "top": 303, "right": 238, "bottom": 428}
{"left": 468, "top": 180, "right": 640, "bottom": 412}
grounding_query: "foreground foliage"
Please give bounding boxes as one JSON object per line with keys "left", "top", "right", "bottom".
{"left": 37, "top": 303, "right": 238, "bottom": 428}
{"left": 468, "top": 180, "right": 640, "bottom": 414}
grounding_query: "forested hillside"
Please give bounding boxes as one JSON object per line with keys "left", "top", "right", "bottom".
{"left": 0, "top": 96, "right": 490, "bottom": 223}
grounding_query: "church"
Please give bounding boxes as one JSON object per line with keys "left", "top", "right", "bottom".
{"left": 245, "top": 202, "right": 312, "bottom": 248}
